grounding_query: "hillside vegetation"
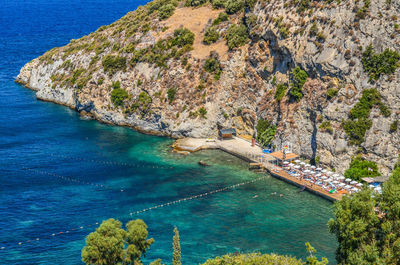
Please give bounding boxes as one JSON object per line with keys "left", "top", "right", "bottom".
{"left": 17, "top": 0, "right": 400, "bottom": 174}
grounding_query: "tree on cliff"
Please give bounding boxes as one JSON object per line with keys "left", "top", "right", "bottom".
{"left": 329, "top": 160, "right": 400, "bottom": 264}
{"left": 172, "top": 227, "right": 181, "bottom": 265}
{"left": 81, "top": 218, "right": 154, "bottom": 265}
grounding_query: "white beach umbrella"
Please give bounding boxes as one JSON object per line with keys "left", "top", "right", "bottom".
{"left": 350, "top": 181, "right": 358, "bottom": 185}
{"left": 316, "top": 167, "right": 322, "bottom": 171}
{"left": 300, "top": 162, "right": 305, "bottom": 165}
{"left": 303, "top": 169, "right": 311, "bottom": 173}
{"left": 311, "top": 165, "right": 316, "bottom": 169}
{"left": 356, "top": 183, "right": 363, "bottom": 187}
{"left": 321, "top": 176, "right": 327, "bottom": 180}
{"left": 305, "top": 164, "right": 311, "bottom": 167}
{"left": 315, "top": 173, "right": 322, "bottom": 177}
{"left": 345, "top": 178, "right": 352, "bottom": 182}
{"left": 327, "top": 178, "right": 333, "bottom": 182}
{"left": 322, "top": 169, "right": 327, "bottom": 173}
{"left": 295, "top": 159, "right": 301, "bottom": 163}
{"left": 294, "top": 165, "right": 300, "bottom": 169}
{"left": 283, "top": 161, "right": 289, "bottom": 165}
{"left": 332, "top": 174, "right": 339, "bottom": 178}
{"left": 326, "top": 171, "right": 333, "bottom": 176}
{"left": 344, "top": 185, "right": 352, "bottom": 189}
{"left": 351, "top": 187, "right": 359, "bottom": 192}
{"left": 338, "top": 176, "right": 345, "bottom": 180}
{"left": 310, "top": 171, "right": 316, "bottom": 174}
{"left": 333, "top": 180, "right": 340, "bottom": 184}
{"left": 338, "top": 183, "right": 346, "bottom": 187}
{"left": 368, "top": 184, "right": 375, "bottom": 189}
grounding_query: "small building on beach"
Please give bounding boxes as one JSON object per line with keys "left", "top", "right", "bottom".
{"left": 219, "top": 128, "right": 236, "bottom": 140}
{"left": 270, "top": 150, "right": 299, "bottom": 165}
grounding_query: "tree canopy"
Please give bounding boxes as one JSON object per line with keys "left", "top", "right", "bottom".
{"left": 344, "top": 155, "right": 380, "bottom": 181}
{"left": 329, "top": 159, "right": 400, "bottom": 264}
{"left": 81, "top": 219, "right": 154, "bottom": 265}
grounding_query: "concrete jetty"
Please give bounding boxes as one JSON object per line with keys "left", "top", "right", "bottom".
{"left": 173, "top": 137, "right": 343, "bottom": 201}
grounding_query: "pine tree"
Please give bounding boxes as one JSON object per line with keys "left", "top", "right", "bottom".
{"left": 172, "top": 227, "right": 181, "bottom": 265}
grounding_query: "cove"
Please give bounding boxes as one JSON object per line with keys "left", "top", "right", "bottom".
{"left": 0, "top": 0, "right": 337, "bottom": 264}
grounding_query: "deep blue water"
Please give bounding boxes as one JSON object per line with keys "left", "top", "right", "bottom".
{"left": 0, "top": 0, "right": 337, "bottom": 264}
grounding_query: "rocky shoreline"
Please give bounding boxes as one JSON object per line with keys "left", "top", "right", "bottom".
{"left": 16, "top": 0, "right": 400, "bottom": 175}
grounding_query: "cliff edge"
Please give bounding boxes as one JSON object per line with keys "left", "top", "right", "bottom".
{"left": 17, "top": 0, "right": 400, "bottom": 174}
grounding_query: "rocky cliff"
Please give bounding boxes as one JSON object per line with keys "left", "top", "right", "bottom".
{"left": 16, "top": 0, "right": 400, "bottom": 174}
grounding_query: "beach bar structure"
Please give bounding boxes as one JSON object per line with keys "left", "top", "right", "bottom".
{"left": 269, "top": 150, "right": 299, "bottom": 165}
{"left": 219, "top": 128, "right": 236, "bottom": 140}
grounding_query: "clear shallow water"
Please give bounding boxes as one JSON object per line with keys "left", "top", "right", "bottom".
{"left": 0, "top": 0, "right": 337, "bottom": 264}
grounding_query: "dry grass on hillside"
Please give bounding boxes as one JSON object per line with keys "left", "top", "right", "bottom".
{"left": 160, "top": 5, "right": 229, "bottom": 60}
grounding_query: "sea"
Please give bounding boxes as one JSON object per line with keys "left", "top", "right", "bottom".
{"left": 0, "top": 0, "right": 337, "bottom": 264}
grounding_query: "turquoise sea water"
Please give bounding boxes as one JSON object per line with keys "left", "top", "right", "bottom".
{"left": 0, "top": 0, "right": 337, "bottom": 264}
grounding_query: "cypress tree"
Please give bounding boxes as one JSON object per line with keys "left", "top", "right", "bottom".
{"left": 172, "top": 227, "right": 181, "bottom": 265}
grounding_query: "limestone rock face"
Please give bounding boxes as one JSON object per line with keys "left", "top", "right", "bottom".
{"left": 16, "top": 0, "right": 400, "bottom": 174}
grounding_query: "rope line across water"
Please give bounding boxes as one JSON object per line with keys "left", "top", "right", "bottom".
{"left": 0, "top": 175, "right": 267, "bottom": 251}
{"left": 50, "top": 154, "right": 174, "bottom": 170}
{"left": 22, "top": 167, "right": 125, "bottom": 192}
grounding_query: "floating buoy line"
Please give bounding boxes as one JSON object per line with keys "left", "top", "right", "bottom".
{"left": 50, "top": 154, "right": 174, "bottom": 170}
{"left": 22, "top": 167, "right": 126, "bottom": 192}
{"left": 0, "top": 175, "right": 267, "bottom": 252}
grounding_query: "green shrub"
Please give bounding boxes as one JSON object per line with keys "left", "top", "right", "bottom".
{"left": 244, "top": 0, "right": 257, "bottom": 9}
{"left": 203, "top": 27, "right": 219, "bottom": 44}
{"left": 167, "top": 87, "right": 177, "bottom": 103}
{"left": 71, "top": 69, "right": 85, "bottom": 84}
{"left": 295, "top": 0, "right": 310, "bottom": 13}
{"left": 362, "top": 44, "right": 400, "bottom": 80}
{"left": 102, "top": 55, "right": 127, "bottom": 75}
{"left": 274, "top": 83, "right": 288, "bottom": 102}
{"left": 343, "top": 88, "right": 390, "bottom": 145}
{"left": 138, "top": 91, "right": 152, "bottom": 111}
{"left": 112, "top": 81, "right": 121, "bottom": 89}
{"left": 342, "top": 118, "right": 372, "bottom": 145}
{"left": 349, "top": 88, "right": 389, "bottom": 119}
{"left": 289, "top": 66, "right": 308, "bottom": 102}
{"left": 172, "top": 28, "right": 195, "bottom": 47}
{"left": 246, "top": 14, "right": 258, "bottom": 27}
{"left": 211, "top": 0, "right": 227, "bottom": 9}
{"left": 111, "top": 88, "right": 128, "bottom": 107}
{"left": 202, "top": 253, "right": 303, "bottom": 265}
{"left": 213, "top": 12, "right": 229, "bottom": 25}
{"left": 390, "top": 121, "right": 398, "bottom": 132}
{"left": 344, "top": 155, "right": 380, "bottom": 181}
{"left": 326, "top": 88, "right": 338, "bottom": 99}
{"left": 225, "top": 0, "right": 245, "bottom": 14}
{"left": 204, "top": 57, "right": 222, "bottom": 79}
{"left": 199, "top": 107, "right": 207, "bottom": 118}
{"left": 279, "top": 25, "right": 290, "bottom": 39}
{"left": 185, "top": 0, "right": 207, "bottom": 7}
{"left": 309, "top": 22, "right": 318, "bottom": 37}
{"left": 256, "top": 119, "right": 276, "bottom": 147}
{"left": 158, "top": 4, "right": 175, "bottom": 20}
{"left": 319, "top": 120, "right": 333, "bottom": 134}
{"left": 226, "top": 24, "right": 249, "bottom": 49}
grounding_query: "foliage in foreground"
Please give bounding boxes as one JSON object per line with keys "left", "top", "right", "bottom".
{"left": 81, "top": 219, "right": 154, "bottom": 265}
{"left": 202, "top": 243, "right": 328, "bottom": 265}
{"left": 172, "top": 227, "right": 181, "bottom": 265}
{"left": 344, "top": 155, "right": 380, "bottom": 181}
{"left": 329, "top": 161, "right": 400, "bottom": 265}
